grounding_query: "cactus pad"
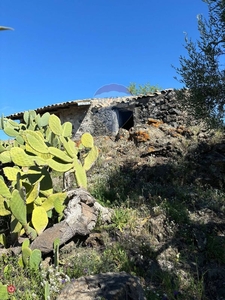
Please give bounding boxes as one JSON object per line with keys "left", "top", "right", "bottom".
{"left": 0, "top": 178, "right": 11, "bottom": 198}
{"left": 49, "top": 115, "right": 62, "bottom": 135}
{"left": 49, "top": 147, "right": 73, "bottom": 163}
{"left": 10, "top": 190, "right": 27, "bottom": 226}
{"left": 32, "top": 206, "right": 48, "bottom": 235}
{"left": 81, "top": 132, "right": 94, "bottom": 148}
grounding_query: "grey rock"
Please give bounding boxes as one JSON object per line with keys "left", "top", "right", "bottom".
{"left": 57, "top": 272, "right": 146, "bottom": 300}
{"left": 30, "top": 188, "right": 111, "bottom": 254}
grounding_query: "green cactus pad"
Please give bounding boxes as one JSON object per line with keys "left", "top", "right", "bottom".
{"left": 26, "top": 182, "right": 40, "bottom": 204}
{"left": 60, "top": 136, "right": 77, "bottom": 158}
{"left": 62, "top": 122, "right": 72, "bottom": 137}
{"left": 83, "top": 145, "right": 99, "bottom": 171}
{"left": 24, "top": 110, "right": 37, "bottom": 128}
{"left": 30, "top": 249, "right": 42, "bottom": 270}
{"left": 0, "top": 115, "right": 4, "bottom": 130}
{"left": 10, "top": 215, "right": 23, "bottom": 237}
{"left": 42, "top": 196, "right": 54, "bottom": 211}
{"left": 49, "top": 114, "right": 62, "bottom": 135}
{"left": 0, "top": 178, "right": 11, "bottom": 198}
{"left": 10, "top": 147, "right": 35, "bottom": 167}
{"left": 16, "top": 135, "right": 25, "bottom": 145}
{"left": 42, "top": 192, "right": 67, "bottom": 212}
{"left": 22, "top": 246, "right": 32, "bottom": 266}
{"left": 3, "top": 126, "right": 19, "bottom": 137}
{"left": 25, "top": 143, "right": 52, "bottom": 160}
{"left": 3, "top": 166, "right": 22, "bottom": 181}
{"left": 53, "top": 237, "right": 60, "bottom": 267}
{"left": 49, "top": 147, "right": 73, "bottom": 163}
{"left": 0, "top": 151, "right": 12, "bottom": 164}
{"left": 32, "top": 206, "right": 48, "bottom": 235}
{"left": 25, "top": 132, "right": 49, "bottom": 154}
{"left": 49, "top": 192, "right": 67, "bottom": 203}
{"left": 45, "top": 282, "right": 50, "bottom": 300}
{"left": 39, "top": 112, "right": 50, "bottom": 127}
{"left": 7, "top": 119, "right": 20, "bottom": 128}
{"left": 0, "top": 234, "right": 6, "bottom": 247}
{"left": 54, "top": 198, "right": 65, "bottom": 214}
{"left": 0, "top": 144, "right": 6, "bottom": 153}
{"left": 23, "top": 111, "right": 30, "bottom": 124}
{"left": 73, "top": 159, "right": 87, "bottom": 188}
{"left": 25, "top": 225, "right": 37, "bottom": 240}
{"left": 52, "top": 192, "right": 67, "bottom": 212}
{"left": 34, "top": 197, "right": 43, "bottom": 205}
{"left": 52, "top": 136, "right": 60, "bottom": 147}
{"left": 22, "top": 238, "right": 30, "bottom": 249}
{"left": 0, "top": 195, "right": 10, "bottom": 216}
{"left": 81, "top": 132, "right": 94, "bottom": 148}
{"left": 10, "top": 189, "right": 27, "bottom": 226}
{"left": 29, "top": 110, "right": 37, "bottom": 119}
{"left": 48, "top": 158, "right": 73, "bottom": 173}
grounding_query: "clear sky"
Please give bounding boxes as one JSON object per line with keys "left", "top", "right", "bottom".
{"left": 1, "top": 0, "right": 209, "bottom": 119}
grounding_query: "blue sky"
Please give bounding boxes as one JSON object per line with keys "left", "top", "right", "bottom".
{"left": 1, "top": 0, "right": 209, "bottom": 119}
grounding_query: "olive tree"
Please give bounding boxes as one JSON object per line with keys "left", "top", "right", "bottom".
{"left": 174, "top": 0, "right": 225, "bottom": 126}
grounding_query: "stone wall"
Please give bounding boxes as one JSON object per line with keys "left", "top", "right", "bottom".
{"left": 74, "top": 89, "right": 194, "bottom": 138}
{"left": 133, "top": 89, "right": 189, "bottom": 127}
{"left": 56, "top": 106, "right": 90, "bottom": 137}
{"left": 54, "top": 90, "right": 194, "bottom": 139}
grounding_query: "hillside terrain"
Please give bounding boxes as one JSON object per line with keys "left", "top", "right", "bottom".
{"left": 83, "top": 120, "right": 225, "bottom": 299}
{"left": 0, "top": 119, "right": 224, "bottom": 300}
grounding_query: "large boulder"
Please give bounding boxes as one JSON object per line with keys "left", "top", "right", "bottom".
{"left": 30, "top": 188, "right": 112, "bottom": 254}
{"left": 57, "top": 272, "right": 146, "bottom": 300}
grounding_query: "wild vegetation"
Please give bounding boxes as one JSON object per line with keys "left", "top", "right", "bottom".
{"left": 174, "top": 0, "right": 225, "bottom": 126}
{"left": 0, "top": 1, "right": 224, "bottom": 299}
{"left": 0, "top": 112, "right": 98, "bottom": 299}
{"left": 0, "top": 114, "right": 224, "bottom": 299}
{"left": 128, "top": 82, "right": 162, "bottom": 95}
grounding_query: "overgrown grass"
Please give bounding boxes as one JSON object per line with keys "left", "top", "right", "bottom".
{"left": 0, "top": 133, "right": 225, "bottom": 300}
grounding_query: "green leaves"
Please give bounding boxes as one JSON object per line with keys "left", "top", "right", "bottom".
{"left": 0, "top": 283, "right": 8, "bottom": 300}
{"left": 174, "top": 0, "right": 225, "bottom": 125}
{"left": 128, "top": 82, "right": 162, "bottom": 95}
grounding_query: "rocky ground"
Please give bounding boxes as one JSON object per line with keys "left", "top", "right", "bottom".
{"left": 1, "top": 119, "right": 224, "bottom": 300}
{"left": 55, "top": 120, "right": 225, "bottom": 299}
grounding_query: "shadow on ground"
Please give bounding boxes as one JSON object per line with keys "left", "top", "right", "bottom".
{"left": 89, "top": 139, "right": 225, "bottom": 299}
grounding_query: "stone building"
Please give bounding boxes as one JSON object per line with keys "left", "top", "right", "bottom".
{"left": 7, "top": 89, "right": 190, "bottom": 139}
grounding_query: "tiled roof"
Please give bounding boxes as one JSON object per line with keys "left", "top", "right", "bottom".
{"left": 6, "top": 89, "right": 173, "bottom": 120}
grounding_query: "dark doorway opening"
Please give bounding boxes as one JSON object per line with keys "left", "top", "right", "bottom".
{"left": 113, "top": 108, "right": 134, "bottom": 130}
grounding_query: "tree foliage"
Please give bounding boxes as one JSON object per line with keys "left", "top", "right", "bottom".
{"left": 174, "top": 0, "right": 225, "bottom": 126}
{"left": 128, "top": 82, "right": 162, "bottom": 95}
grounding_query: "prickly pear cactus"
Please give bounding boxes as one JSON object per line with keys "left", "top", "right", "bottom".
{"left": 0, "top": 111, "right": 99, "bottom": 248}
{"left": 19, "top": 239, "right": 42, "bottom": 269}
